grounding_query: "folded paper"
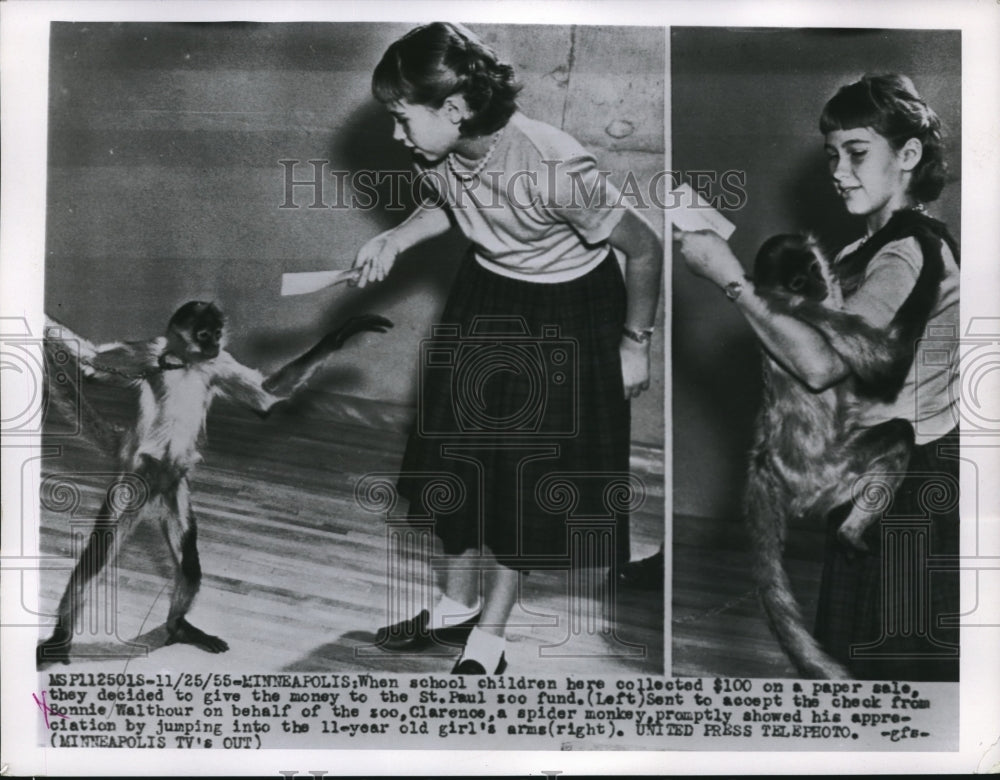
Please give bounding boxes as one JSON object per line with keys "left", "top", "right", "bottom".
{"left": 669, "top": 182, "right": 736, "bottom": 239}
{"left": 280, "top": 268, "right": 360, "bottom": 296}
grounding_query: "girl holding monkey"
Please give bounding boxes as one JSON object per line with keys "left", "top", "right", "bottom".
{"left": 676, "top": 74, "right": 959, "bottom": 681}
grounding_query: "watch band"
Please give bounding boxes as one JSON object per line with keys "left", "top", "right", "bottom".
{"left": 724, "top": 276, "right": 752, "bottom": 301}
{"left": 623, "top": 326, "right": 655, "bottom": 344}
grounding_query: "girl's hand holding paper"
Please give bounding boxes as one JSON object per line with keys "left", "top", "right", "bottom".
{"left": 670, "top": 181, "right": 743, "bottom": 286}
{"left": 352, "top": 231, "right": 402, "bottom": 288}
{"left": 674, "top": 228, "right": 744, "bottom": 287}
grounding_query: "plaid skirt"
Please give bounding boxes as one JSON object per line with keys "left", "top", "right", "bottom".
{"left": 813, "top": 427, "right": 960, "bottom": 681}
{"left": 397, "top": 250, "right": 632, "bottom": 571}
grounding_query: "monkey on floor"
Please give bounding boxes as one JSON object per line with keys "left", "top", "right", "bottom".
{"left": 745, "top": 210, "right": 953, "bottom": 678}
{"left": 37, "top": 302, "right": 392, "bottom": 666}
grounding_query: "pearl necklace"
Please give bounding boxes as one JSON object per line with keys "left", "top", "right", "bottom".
{"left": 447, "top": 128, "right": 504, "bottom": 185}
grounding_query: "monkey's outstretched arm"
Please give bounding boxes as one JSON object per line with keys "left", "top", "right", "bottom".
{"left": 214, "top": 314, "right": 393, "bottom": 412}
{"left": 45, "top": 315, "right": 161, "bottom": 385}
{"left": 42, "top": 316, "right": 159, "bottom": 458}
{"left": 210, "top": 354, "right": 283, "bottom": 413}
{"left": 45, "top": 316, "right": 100, "bottom": 362}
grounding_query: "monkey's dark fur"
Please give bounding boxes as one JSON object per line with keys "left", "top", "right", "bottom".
{"left": 38, "top": 302, "right": 392, "bottom": 666}
{"left": 746, "top": 209, "right": 956, "bottom": 679}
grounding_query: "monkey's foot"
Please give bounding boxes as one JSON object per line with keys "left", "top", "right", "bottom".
{"left": 37, "top": 631, "right": 73, "bottom": 667}
{"left": 166, "top": 619, "right": 229, "bottom": 653}
{"left": 837, "top": 518, "right": 871, "bottom": 552}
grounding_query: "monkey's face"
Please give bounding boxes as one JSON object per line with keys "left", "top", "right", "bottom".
{"left": 190, "top": 318, "right": 224, "bottom": 359}
{"left": 780, "top": 252, "right": 828, "bottom": 301}
{"left": 753, "top": 235, "right": 830, "bottom": 302}
{"left": 165, "top": 301, "right": 226, "bottom": 362}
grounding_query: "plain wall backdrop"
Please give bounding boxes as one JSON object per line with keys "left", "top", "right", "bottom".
{"left": 46, "top": 24, "right": 961, "bottom": 522}
{"left": 672, "top": 28, "right": 961, "bottom": 520}
{"left": 44, "top": 22, "right": 665, "bottom": 442}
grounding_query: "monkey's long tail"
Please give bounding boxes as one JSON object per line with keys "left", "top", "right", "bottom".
{"left": 745, "top": 466, "right": 851, "bottom": 679}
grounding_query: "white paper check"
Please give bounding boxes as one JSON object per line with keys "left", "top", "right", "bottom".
{"left": 669, "top": 182, "right": 736, "bottom": 239}
{"left": 280, "top": 268, "right": 361, "bottom": 296}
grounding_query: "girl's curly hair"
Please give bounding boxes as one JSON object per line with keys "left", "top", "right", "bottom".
{"left": 373, "top": 22, "right": 521, "bottom": 137}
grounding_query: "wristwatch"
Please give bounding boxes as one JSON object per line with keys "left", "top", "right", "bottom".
{"left": 724, "top": 277, "right": 750, "bottom": 301}
{"left": 623, "top": 326, "right": 655, "bottom": 344}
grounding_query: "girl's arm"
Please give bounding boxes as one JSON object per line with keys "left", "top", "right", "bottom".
{"left": 353, "top": 205, "right": 453, "bottom": 287}
{"left": 675, "top": 229, "right": 849, "bottom": 391}
{"left": 608, "top": 207, "right": 665, "bottom": 399}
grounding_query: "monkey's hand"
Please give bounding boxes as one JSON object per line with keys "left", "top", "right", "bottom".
{"left": 261, "top": 368, "right": 297, "bottom": 398}
{"left": 316, "top": 314, "right": 394, "bottom": 352}
{"left": 837, "top": 515, "right": 872, "bottom": 553}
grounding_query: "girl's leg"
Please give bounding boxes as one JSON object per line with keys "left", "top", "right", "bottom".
{"left": 375, "top": 549, "right": 479, "bottom": 649}
{"left": 440, "top": 549, "right": 481, "bottom": 611}
{"left": 479, "top": 560, "right": 518, "bottom": 635}
{"left": 432, "top": 549, "right": 482, "bottom": 629}
{"left": 454, "top": 549, "right": 517, "bottom": 674}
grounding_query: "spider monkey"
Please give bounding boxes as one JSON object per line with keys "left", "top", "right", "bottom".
{"left": 746, "top": 209, "right": 956, "bottom": 679}
{"left": 37, "top": 302, "right": 392, "bottom": 666}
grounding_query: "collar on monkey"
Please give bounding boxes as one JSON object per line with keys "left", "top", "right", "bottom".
{"left": 79, "top": 353, "right": 187, "bottom": 380}
{"left": 158, "top": 352, "right": 187, "bottom": 371}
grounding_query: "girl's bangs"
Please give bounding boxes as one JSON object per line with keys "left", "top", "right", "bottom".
{"left": 371, "top": 51, "right": 411, "bottom": 105}
{"left": 820, "top": 99, "right": 882, "bottom": 134}
{"left": 819, "top": 81, "right": 883, "bottom": 134}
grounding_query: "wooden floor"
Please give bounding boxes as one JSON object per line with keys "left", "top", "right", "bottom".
{"left": 36, "top": 385, "right": 664, "bottom": 676}
{"left": 37, "top": 384, "right": 829, "bottom": 679}
{"left": 672, "top": 513, "right": 826, "bottom": 678}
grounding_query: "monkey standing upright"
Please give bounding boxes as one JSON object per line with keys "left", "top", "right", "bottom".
{"left": 745, "top": 209, "right": 956, "bottom": 679}
{"left": 37, "top": 302, "right": 392, "bottom": 665}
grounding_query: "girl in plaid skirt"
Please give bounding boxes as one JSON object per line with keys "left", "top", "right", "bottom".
{"left": 676, "top": 74, "right": 959, "bottom": 681}
{"left": 353, "top": 23, "right": 663, "bottom": 674}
